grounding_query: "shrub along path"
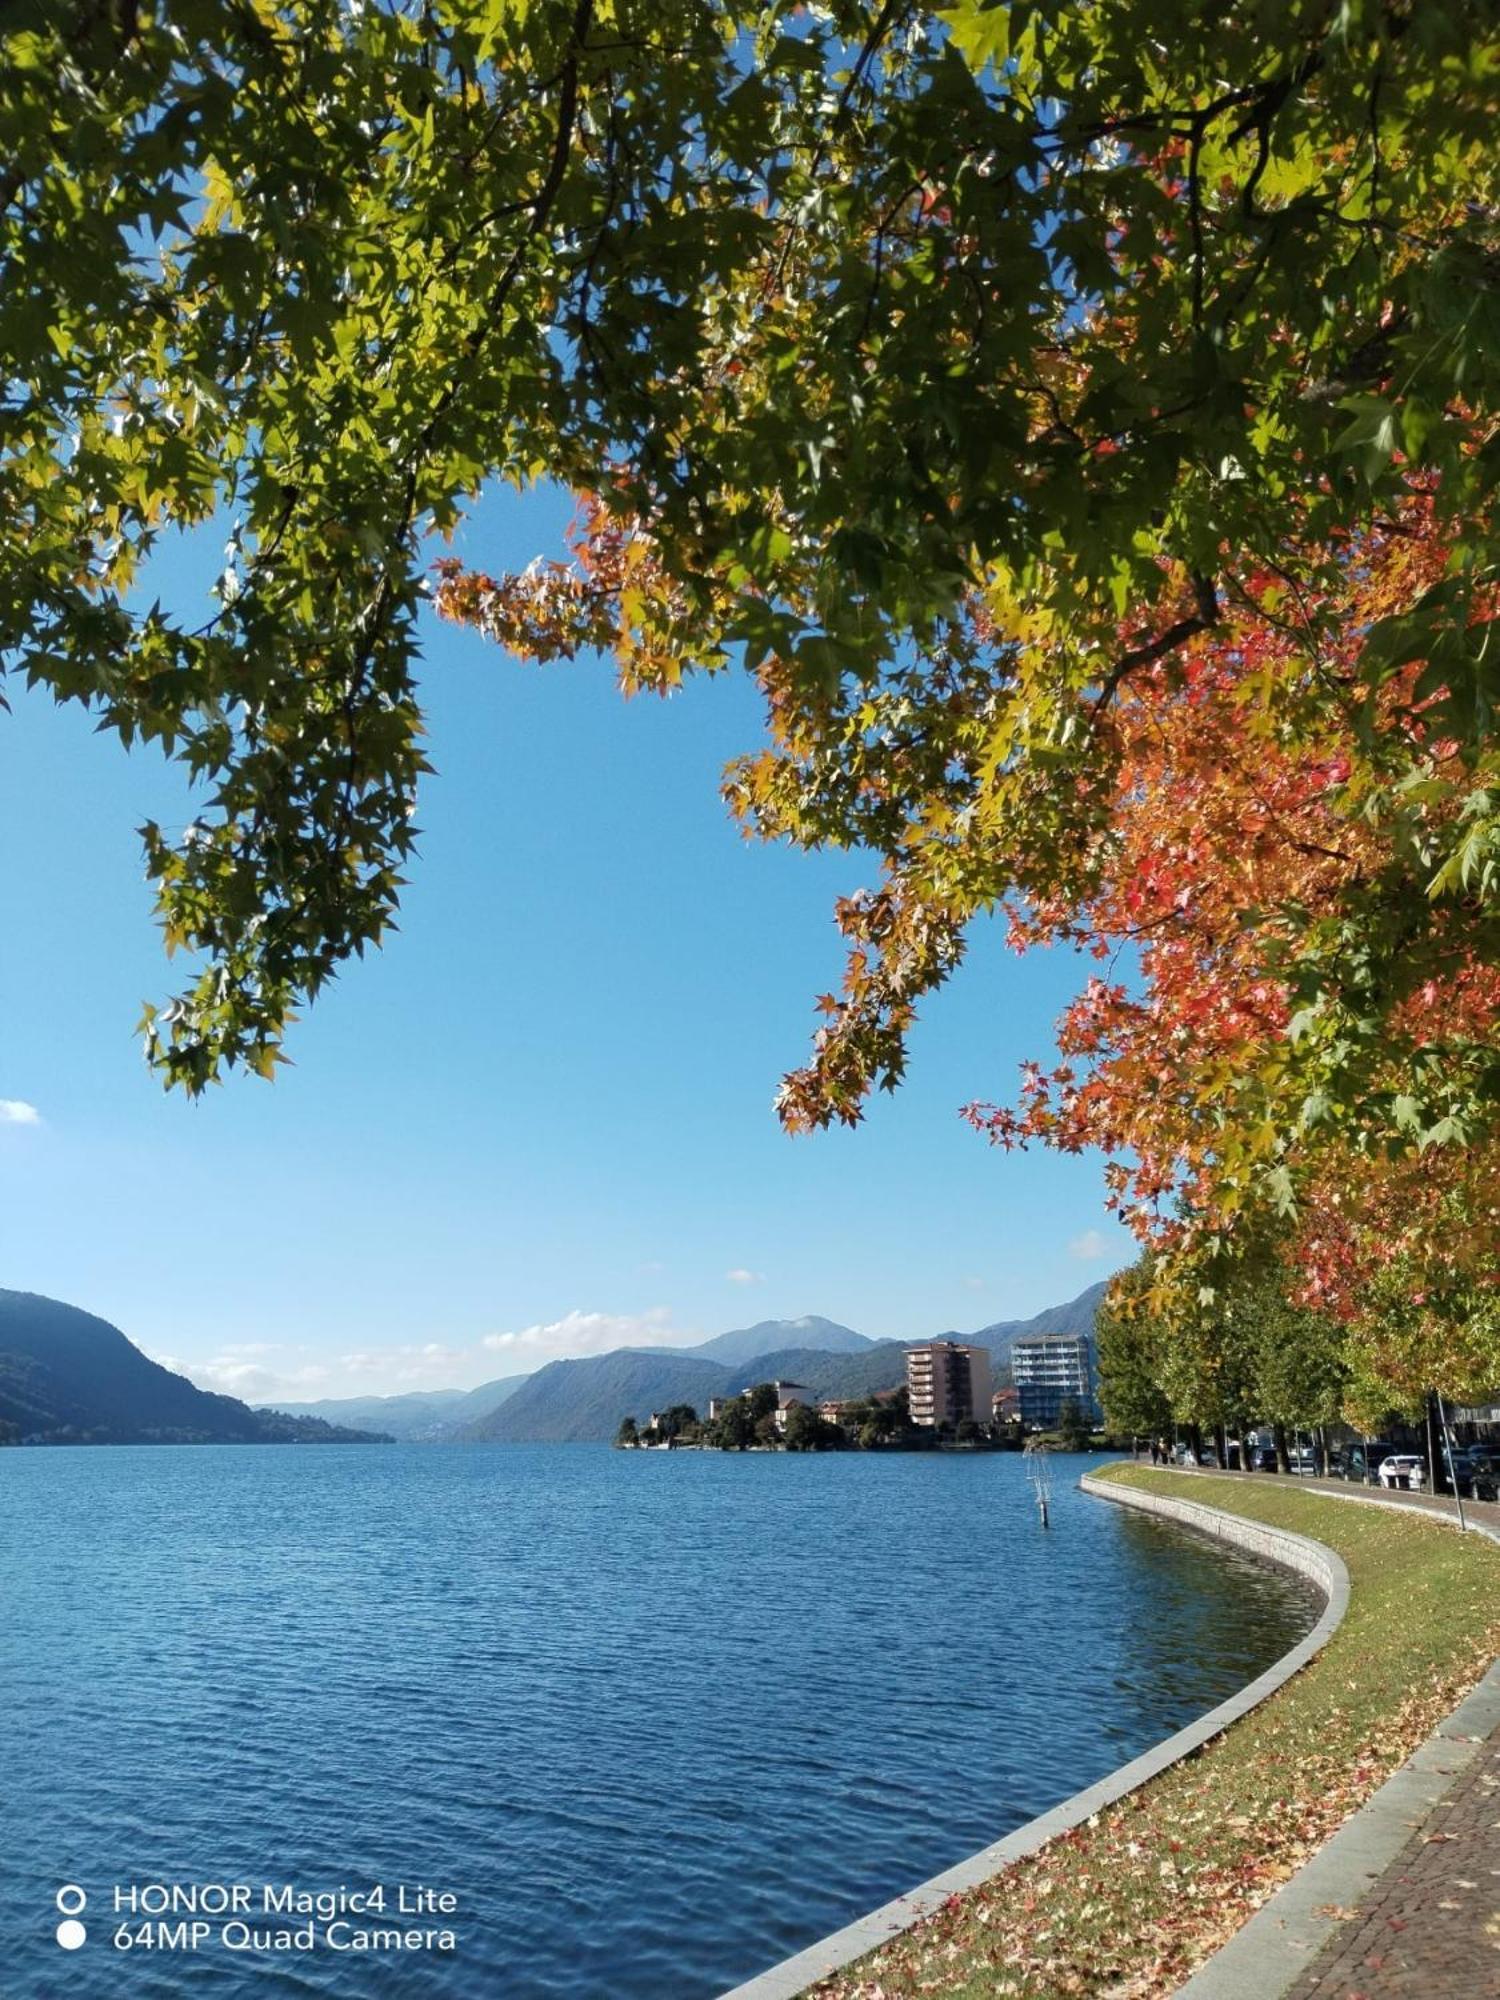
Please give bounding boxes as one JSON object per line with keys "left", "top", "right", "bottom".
{"left": 804, "top": 1467, "right": 1500, "bottom": 2000}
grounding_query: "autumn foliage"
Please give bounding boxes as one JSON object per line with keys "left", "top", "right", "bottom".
{"left": 441, "top": 482, "right": 1500, "bottom": 1406}
{"left": 963, "top": 498, "right": 1500, "bottom": 1289}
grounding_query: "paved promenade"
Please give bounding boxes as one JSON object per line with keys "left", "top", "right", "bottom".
{"left": 1284, "top": 1703, "right": 1500, "bottom": 1999}
{"left": 1169, "top": 1466, "right": 1500, "bottom": 2000}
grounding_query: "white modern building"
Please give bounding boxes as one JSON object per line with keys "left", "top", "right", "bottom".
{"left": 1011, "top": 1334, "right": 1100, "bottom": 1429}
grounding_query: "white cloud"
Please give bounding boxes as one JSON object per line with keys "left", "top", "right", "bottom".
{"left": 155, "top": 1348, "right": 335, "bottom": 1404}
{"left": 963, "top": 1276, "right": 986, "bottom": 1293}
{"left": 1068, "top": 1228, "right": 1110, "bottom": 1262}
{"left": 725, "top": 1267, "right": 763, "bottom": 1285}
{"left": 0, "top": 1099, "right": 40, "bottom": 1125}
{"left": 336, "top": 1341, "right": 468, "bottom": 1385}
{"left": 480, "top": 1307, "right": 690, "bottom": 1365}
{"left": 155, "top": 1309, "right": 702, "bottom": 1407}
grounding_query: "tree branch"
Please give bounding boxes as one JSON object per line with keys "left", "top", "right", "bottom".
{"left": 1091, "top": 571, "right": 1220, "bottom": 717}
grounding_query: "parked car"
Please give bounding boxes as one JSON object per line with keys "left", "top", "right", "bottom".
{"left": 1377, "top": 1453, "right": 1426, "bottom": 1491}
{"left": 1345, "top": 1441, "right": 1398, "bottom": 1483}
{"left": 1251, "top": 1446, "right": 1280, "bottom": 1473}
{"left": 1287, "top": 1448, "right": 1319, "bottom": 1476}
{"left": 1172, "top": 1443, "right": 1209, "bottom": 1466}
{"left": 1441, "top": 1448, "right": 1477, "bottom": 1495}
{"left": 1435, "top": 1447, "right": 1500, "bottom": 1499}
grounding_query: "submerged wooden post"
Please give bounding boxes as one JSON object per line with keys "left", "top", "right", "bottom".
{"left": 1024, "top": 1439, "right": 1053, "bottom": 1529}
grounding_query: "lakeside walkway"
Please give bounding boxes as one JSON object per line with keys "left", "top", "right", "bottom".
{"left": 1162, "top": 1459, "right": 1500, "bottom": 1543}
{"left": 1164, "top": 1466, "right": 1500, "bottom": 2000}
{"left": 1285, "top": 1701, "right": 1500, "bottom": 1999}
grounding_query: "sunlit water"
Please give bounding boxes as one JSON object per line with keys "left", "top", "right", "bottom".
{"left": 2, "top": 1444, "right": 1317, "bottom": 1998}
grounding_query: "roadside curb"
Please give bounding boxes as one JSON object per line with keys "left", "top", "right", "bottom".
{"left": 1173, "top": 1656, "right": 1500, "bottom": 1998}
{"left": 717, "top": 1472, "right": 1347, "bottom": 2000}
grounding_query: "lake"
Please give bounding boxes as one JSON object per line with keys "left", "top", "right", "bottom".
{"left": 2, "top": 1444, "right": 1316, "bottom": 1997}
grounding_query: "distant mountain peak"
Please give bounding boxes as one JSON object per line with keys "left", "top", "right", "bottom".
{"left": 686, "top": 1315, "right": 872, "bottom": 1367}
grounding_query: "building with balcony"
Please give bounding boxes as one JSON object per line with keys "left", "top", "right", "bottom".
{"left": 905, "top": 1340, "right": 994, "bottom": 1429}
{"left": 1011, "top": 1334, "right": 1100, "bottom": 1430}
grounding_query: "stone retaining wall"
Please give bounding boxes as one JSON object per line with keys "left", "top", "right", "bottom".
{"left": 718, "top": 1471, "right": 1349, "bottom": 2000}
{"left": 1081, "top": 1473, "right": 1349, "bottom": 1606}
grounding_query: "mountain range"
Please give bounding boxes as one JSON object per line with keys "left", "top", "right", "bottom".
{"left": 259, "top": 1321, "right": 870, "bottom": 1438}
{"left": 0, "top": 1290, "right": 386, "bottom": 1446}
{"left": 453, "top": 1283, "right": 1113, "bottom": 1443}
{"left": 665, "top": 1315, "right": 872, "bottom": 1366}
{"left": 262, "top": 1373, "right": 530, "bottom": 1442}
{"left": 0, "top": 1280, "right": 1114, "bottom": 1448}
{"left": 454, "top": 1339, "right": 921, "bottom": 1443}
{"left": 967, "top": 1280, "right": 1114, "bottom": 1353}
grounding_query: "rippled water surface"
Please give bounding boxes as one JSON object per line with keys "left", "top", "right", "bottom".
{"left": 3, "top": 1445, "right": 1317, "bottom": 1998}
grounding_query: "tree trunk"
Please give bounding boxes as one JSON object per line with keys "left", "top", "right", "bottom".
{"left": 1274, "top": 1421, "right": 1291, "bottom": 1474}
{"left": 1213, "top": 1422, "right": 1228, "bottom": 1469}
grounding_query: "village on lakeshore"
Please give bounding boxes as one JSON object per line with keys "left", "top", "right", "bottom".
{"left": 615, "top": 1333, "right": 1102, "bottom": 1453}
{"left": 616, "top": 1331, "right": 1500, "bottom": 1492}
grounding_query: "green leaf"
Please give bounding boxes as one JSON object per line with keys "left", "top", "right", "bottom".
{"left": 1332, "top": 396, "right": 1398, "bottom": 484}
{"left": 937, "top": 2, "right": 1011, "bottom": 72}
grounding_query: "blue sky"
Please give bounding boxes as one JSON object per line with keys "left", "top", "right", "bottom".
{"left": 0, "top": 485, "right": 1126, "bottom": 1404}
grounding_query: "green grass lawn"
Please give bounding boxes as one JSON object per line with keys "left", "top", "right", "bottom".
{"left": 808, "top": 1467, "right": 1500, "bottom": 2000}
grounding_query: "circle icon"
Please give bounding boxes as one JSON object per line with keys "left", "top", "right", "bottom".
{"left": 56, "top": 1919, "right": 87, "bottom": 1950}
{"left": 56, "top": 1886, "right": 87, "bottom": 1916}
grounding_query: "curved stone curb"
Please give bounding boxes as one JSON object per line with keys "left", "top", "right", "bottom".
{"left": 1173, "top": 1656, "right": 1500, "bottom": 1998}
{"left": 716, "top": 1472, "right": 1348, "bottom": 2000}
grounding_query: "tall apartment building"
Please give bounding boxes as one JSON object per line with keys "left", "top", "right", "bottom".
{"left": 1011, "top": 1334, "right": 1100, "bottom": 1430}
{"left": 905, "top": 1340, "right": 995, "bottom": 1429}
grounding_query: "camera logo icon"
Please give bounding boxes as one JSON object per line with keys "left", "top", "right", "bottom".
{"left": 56, "top": 1886, "right": 87, "bottom": 1949}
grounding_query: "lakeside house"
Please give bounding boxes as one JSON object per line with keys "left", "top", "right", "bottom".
{"left": 700, "top": 1380, "right": 818, "bottom": 1435}
{"left": 771, "top": 1382, "right": 813, "bottom": 1435}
